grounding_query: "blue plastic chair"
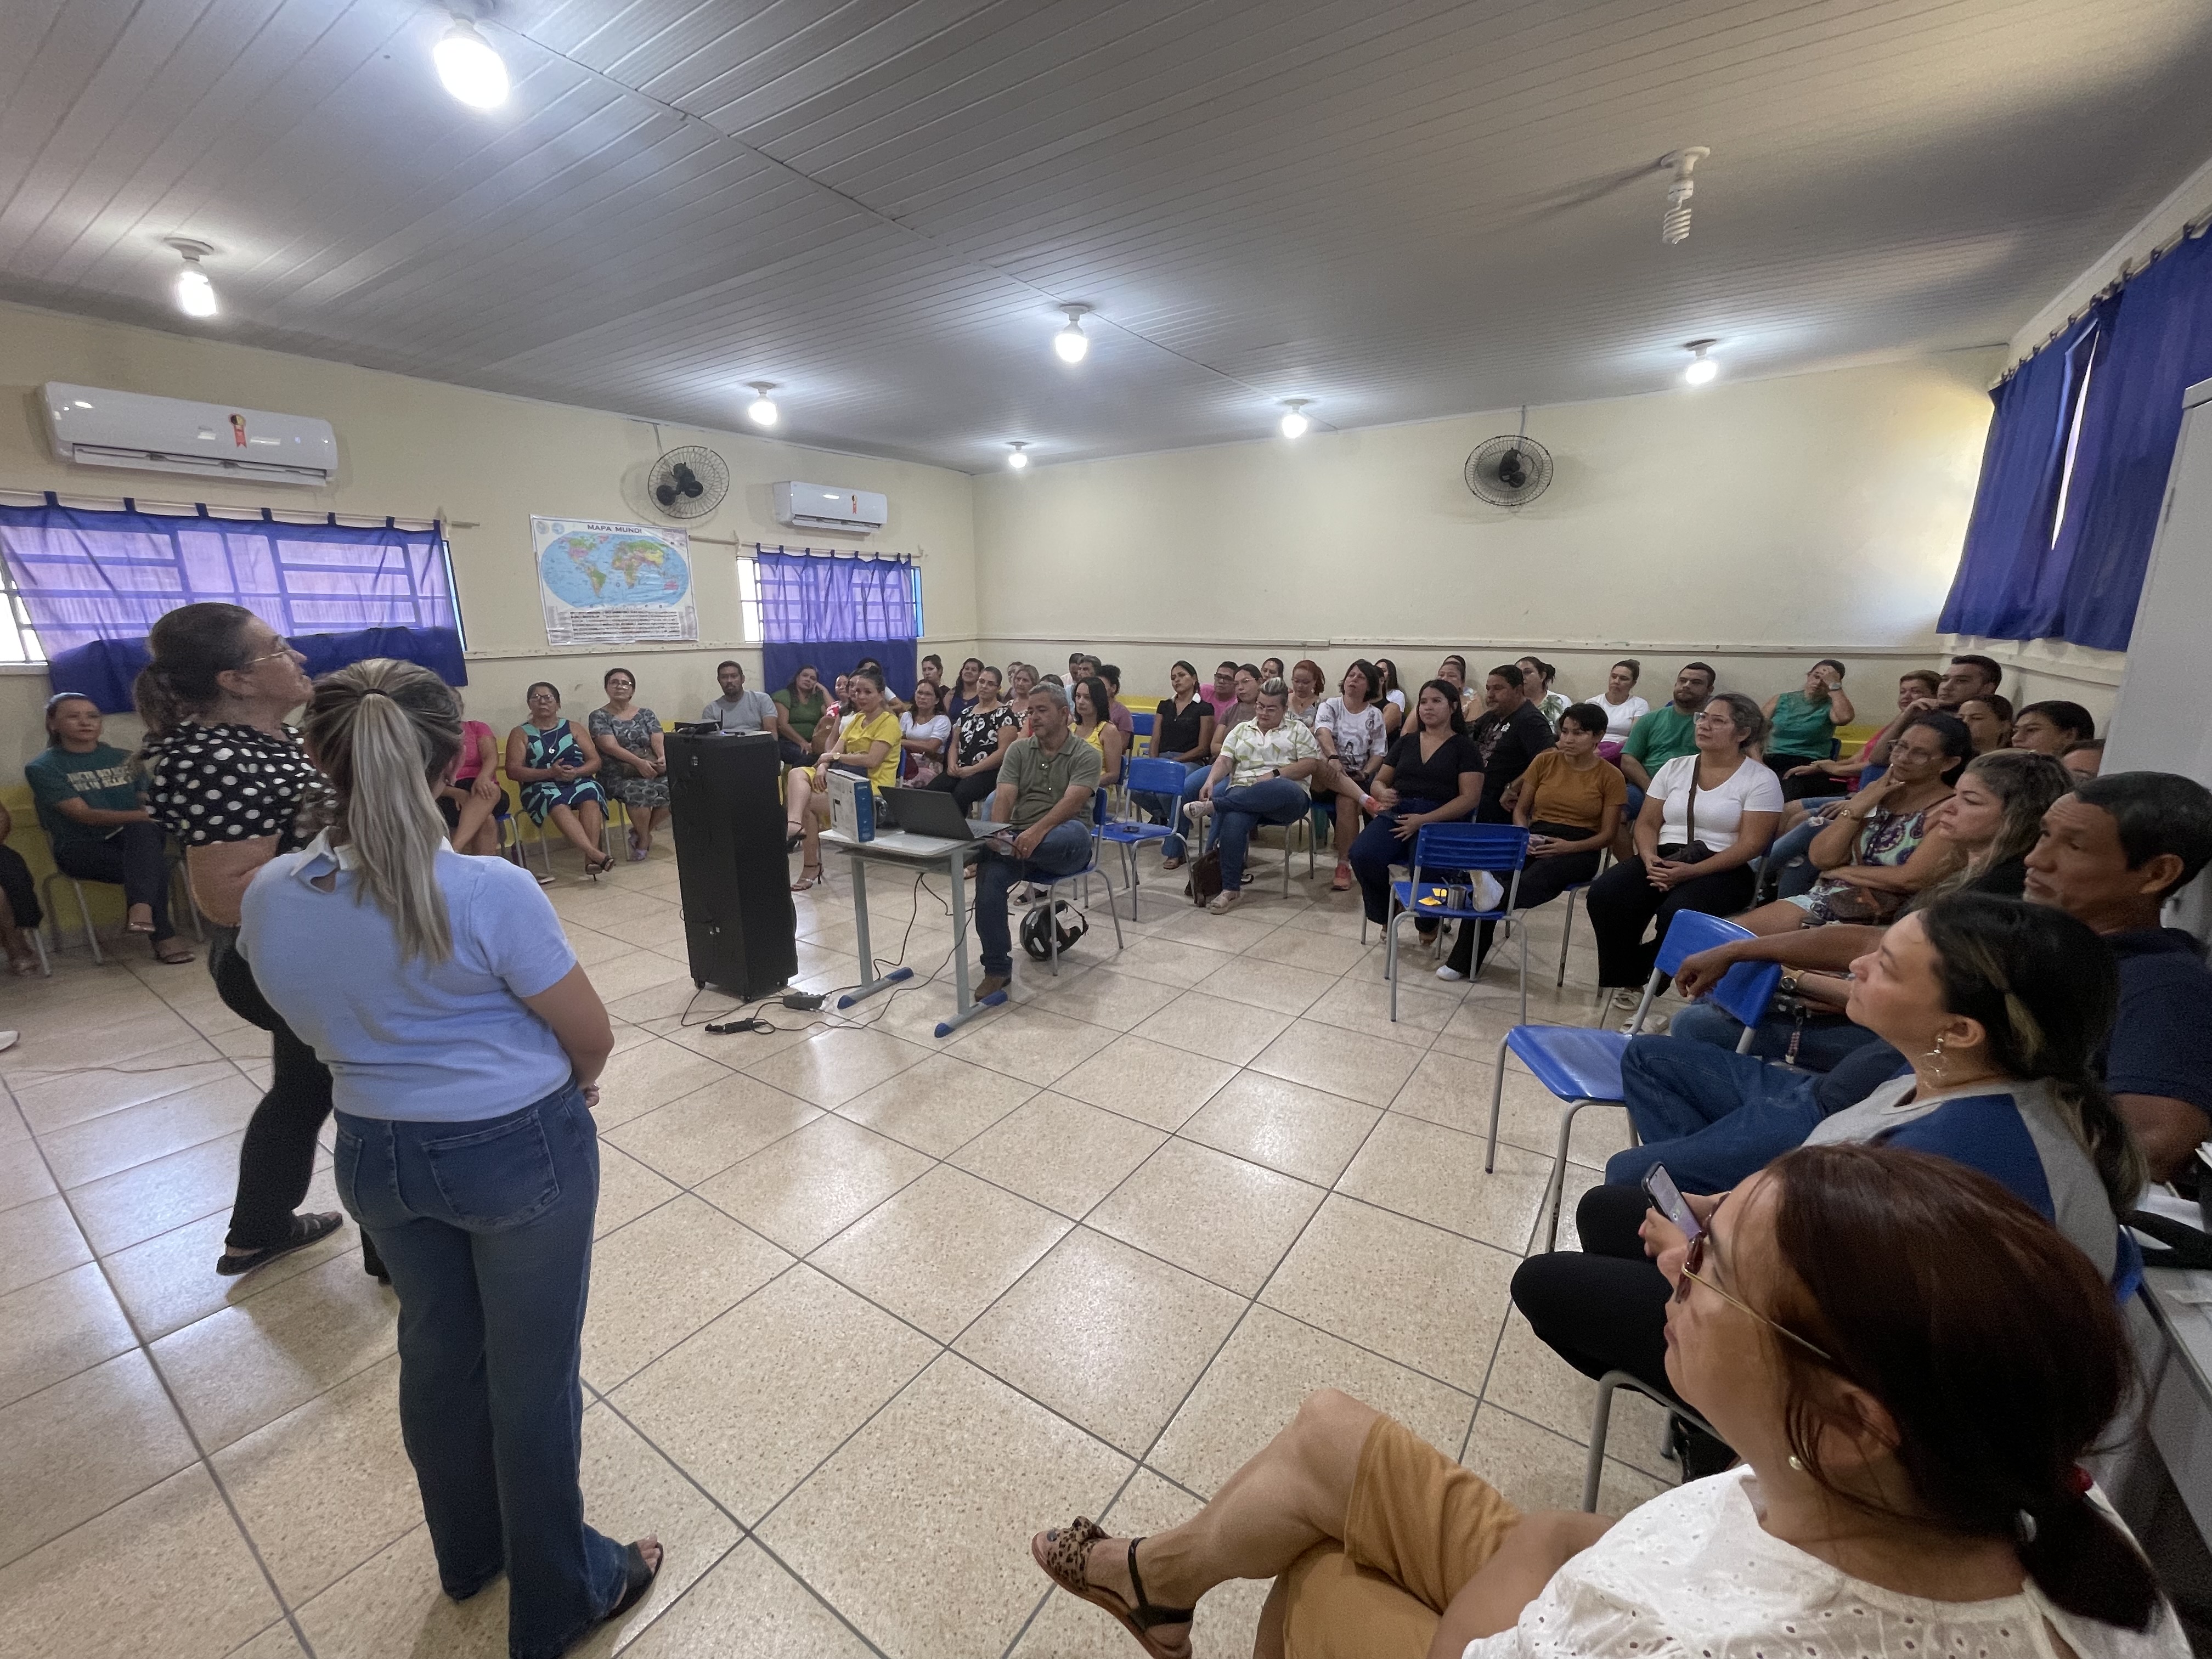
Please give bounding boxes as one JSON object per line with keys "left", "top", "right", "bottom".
{"left": 1383, "top": 824, "right": 1531, "bottom": 1023}
{"left": 1484, "top": 909, "right": 1783, "bottom": 1251}
{"left": 1016, "top": 788, "right": 1126, "bottom": 977}
{"left": 1098, "top": 756, "right": 1188, "bottom": 919}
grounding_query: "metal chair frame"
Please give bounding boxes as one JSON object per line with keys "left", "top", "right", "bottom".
{"left": 1583, "top": 1371, "right": 1720, "bottom": 1511}
{"left": 1015, "top": 789, "right": 1126, "bottom": 976}
{"left": 1098, "top": 757, "right": 1186, "bottom": 920}
{"left": 1487, "top": 910, "right": 1782, "bottom": 1251}
{"left": 1381, "top": 824, "right": 1531, "bottom": 1023}
{"left": 42, "top": 853, "right": 205, "bottom": 965}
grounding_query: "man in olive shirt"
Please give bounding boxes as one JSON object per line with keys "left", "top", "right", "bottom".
{"left": 975, "top": 682, "right": 1103, "bottom": 996}
{"left": 1617, "top": 661, "right": 1716, "bottom": 790}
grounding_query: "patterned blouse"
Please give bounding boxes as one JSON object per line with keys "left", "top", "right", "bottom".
{"left": 144, "top": 721, "right": 333, "bottom": 851}
{"left": 954, "top": 703, "right": 1019, "bottom": 769}
{"left": 1798, "top": 802, "right": 1933, "bottom": 924}
{"left": 1219, "top": 718, "right": 1322, "bottom": 791}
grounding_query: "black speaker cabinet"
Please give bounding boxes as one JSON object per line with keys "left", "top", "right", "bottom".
{"left": 665, "top": 731, "right": 798, "bottom": 1001}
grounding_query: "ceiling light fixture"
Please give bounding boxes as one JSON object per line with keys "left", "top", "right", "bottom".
{"left": 1006, "top": 442, "right": 1030, "bottom": 471}
{"left": 1278, "top": 398, "right": 1312, "bottom": 439}
{"left": 1682, "top": 340, "right": 1719, "bottom": 386}
{"left": 746, "top": 382, "right": 780, "bottom": 427}
{"left": 167, "top": 239, "right": 218, "bottom": 318}
{"left": 435, "top": 14, "right": 509, "bottom": 109}
{"left": 1053, "top": 305, "right": 1091, "bottom": 364}
{"left": 1660, "top": 146, "right": 1710, "bottom": 245}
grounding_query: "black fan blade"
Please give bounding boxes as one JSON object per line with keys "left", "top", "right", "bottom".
{"left": 1497, "top": 450, "right": 1528, "bottom": 489}
{"left": 672, "top": 464, "right": 697, "bottom": 489}
{"left": 654, "top": 481, "right": 678, "bottom": 506}
{"left": 682, "top": 478, "right": 704, "bottom": 499}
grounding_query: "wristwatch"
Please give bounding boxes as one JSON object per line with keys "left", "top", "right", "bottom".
{"left": 1779, "top": 969, "right": 1804, "bottom": 994}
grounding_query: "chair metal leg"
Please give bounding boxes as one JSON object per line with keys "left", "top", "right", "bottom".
{"left": 1485, "top": 1032, "right": 1511, "bottom": 1173}
{"left": 74, "top": 878, "right": 103, "bottom": 965}
{"left": 1544, "top": 1097, "right": 1604, "bottom": 1252}
{"left": 1517, "top": 908, "right": 1530, "bottom": 1025}
{"left": 30, "top": 929, "right": 49, "bottom": 977}
{"left": 1386, "top": 912, "right": 1402, "bottom": 1022}
{"left": 1583, "top": 1372, "right": 1623, "bottom": 1511}
{"left": 1556, "top": 888, "right": 1577, "bottom": 988}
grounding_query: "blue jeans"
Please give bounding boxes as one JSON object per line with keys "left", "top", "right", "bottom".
{"left": 974, "top": 819, "right": 1094, "bottom": 976}
{"left": 1602, "top": 1037, "right": 1824, "bottom": 1192}
{"left": 1347, "top": 798, "right": 1450, "bottom": 924}
{"left": 1133, "top": 763, "right": 1214, "bottom": 859}
{"left": 1764, "top": 810, "right": 1840, "bottom": 900}
{"left": 1670, "top": 1000, "right": 1883, "bottom": 1073}
{"left": 334, "top": 1083, "right": 628, "bottom": 1659}
{"left": 1211, "top": 778, "right": 1311, "bottom": 889}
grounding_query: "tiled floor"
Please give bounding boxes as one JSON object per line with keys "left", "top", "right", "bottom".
{"left": 0, "top": 834, "right": 1679, "bottom": 1659}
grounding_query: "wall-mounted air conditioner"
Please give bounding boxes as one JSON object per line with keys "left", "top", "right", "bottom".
{"left": 772, "top": 480, "right": 888, "bottom": 534}
{"left": 42, "top": 383, "right": 338, "bottom": 487}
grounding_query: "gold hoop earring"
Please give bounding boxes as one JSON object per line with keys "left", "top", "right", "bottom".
{"left": 1788, "top": 1455, "right": 1805, "bottom": 1472}
{"left": 1921, "top": 1031, "right": 1948, "bottom": 1082}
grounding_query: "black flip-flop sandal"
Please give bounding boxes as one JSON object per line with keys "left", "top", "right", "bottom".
{"left": 216, "top": 1210, "right": 343, "bottom": 1277}
{"left": 606, "top": 1539, "right": 662, "bottom": 1622}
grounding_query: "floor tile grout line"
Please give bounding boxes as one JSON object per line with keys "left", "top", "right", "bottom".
{"left": 0, "top": 1069, "right": 323, "bottom": 1658}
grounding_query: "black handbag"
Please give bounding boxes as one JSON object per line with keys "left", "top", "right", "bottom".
{"left": 1660, "top": 771, "right": 1716, "bottom": 865}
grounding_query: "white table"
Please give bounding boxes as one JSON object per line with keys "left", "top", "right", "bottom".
{"left": 819, "top": 827, "right": 1006, "bottom": 1038}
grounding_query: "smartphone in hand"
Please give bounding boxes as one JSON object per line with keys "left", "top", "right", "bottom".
{"left": 1641, "top": 1163, "right": 1703, "bottom": 1242}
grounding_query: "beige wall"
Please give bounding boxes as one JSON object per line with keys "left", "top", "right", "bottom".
{"left": 971, "top": 351, "right": 2034, "bottom": 713}
{"left": 0, "top": 299, "right": 980, "bottom": 782}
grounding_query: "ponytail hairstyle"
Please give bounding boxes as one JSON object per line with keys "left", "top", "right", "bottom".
{"left": 301, "top": 660, "right": 464, "bottom": 965}
{"left": 1764, "top": 1143, "right": 2160, "bottom": 1631}
{"left": 133, "top": 602, "right": 257, "bottom": 742}
{"left": 1916, "top": 892, "right": 2143, "bottom": 1210}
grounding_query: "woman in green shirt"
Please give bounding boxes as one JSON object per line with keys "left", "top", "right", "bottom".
{"left": 26, "top": 693, "right": 193, "bottom": 963}
{"left": 772, "top": 665, "right": 830, "bottom": 761}
{"left": 1763, "top": 659, "right": 1856, "bottom": 800}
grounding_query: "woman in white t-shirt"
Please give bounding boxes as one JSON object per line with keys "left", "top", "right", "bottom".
{"left": 1313, "top": 660, "right": 1391, "bottom": 889}
{"left": 1030, "top": 1141, "right": 2178, "bottom": 1659}
{"left": 1596, "top": 657, "right": 1650, "bottom": 742}
{"left": 1585, "top": 691, "right": 1782, "bottom": 996}
{"left": 896, "top": 679, "right": 952, "bottom": 786}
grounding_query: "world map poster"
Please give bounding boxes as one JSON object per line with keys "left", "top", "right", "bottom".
{"left": 531, "top": 516, "right": 697, "bottom": 646}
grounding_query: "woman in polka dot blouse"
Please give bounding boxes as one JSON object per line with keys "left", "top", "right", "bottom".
{"left": 139, "top": 602, "right": 364, "bottom": 1279}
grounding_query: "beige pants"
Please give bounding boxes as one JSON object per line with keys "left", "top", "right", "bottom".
{"left": 1281, "top": 1415, "right": 1522, "bottom": 1659}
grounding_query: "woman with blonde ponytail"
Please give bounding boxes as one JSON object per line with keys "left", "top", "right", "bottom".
{"left": 239, "top": 659, "right": 661, "bottom": 1658}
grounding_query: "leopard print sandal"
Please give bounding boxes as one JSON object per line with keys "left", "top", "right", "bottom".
{"left": 1030, "top": 1516, "right": 1194, "bottom": 1659}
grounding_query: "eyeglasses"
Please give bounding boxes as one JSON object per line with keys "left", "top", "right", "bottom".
{"left": 242, "top": 637, "right": 297, "bottom": 665}
{"left": 1673, "top": 1234, "right": 1834, "bottom": 1362}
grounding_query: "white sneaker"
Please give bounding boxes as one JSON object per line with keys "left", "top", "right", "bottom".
{"left": 0, "top": 1030, "right": 15, "bottom": 1053}
{"left": 1435, "top": 965, "right": 1465, "bottom": 981}
{"left": 1206, "top": 889, "right": 1242, "bottom": 914}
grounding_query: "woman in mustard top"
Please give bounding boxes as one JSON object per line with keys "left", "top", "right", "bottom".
{"left": 1071, "top": 675, "right": 1126, "bottom": 781}
{"left": 783, "top": 668, "right": 900, "bottom": 891}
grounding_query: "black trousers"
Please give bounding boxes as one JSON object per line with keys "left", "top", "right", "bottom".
{"left": 927, "top": 766, "right": 1000, "bottom": 813}
{"left": 1510, "top": 1182, "right": 1677, "bottom": 1402}
{"left": 1446, "top": 821, "right": 1603, "bottom": 975}
{"left": 1584, "top": 854, "right": 1758, "bottom": 986}
{"left": 208, "top": 927, "right": 379, "bottom": 1271}
{"left": 53, "top": 823, "right": 177, "bottom": 941}
{"left": 0, "top": 844, "right": 40, "bottom": 932}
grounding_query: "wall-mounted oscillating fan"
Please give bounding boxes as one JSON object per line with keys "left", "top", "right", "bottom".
{"left": 1464, "top": 435, "right": 1553, "bottom": 509}
{"left": 646, "top": 446, "right": 729, "bottom": 520}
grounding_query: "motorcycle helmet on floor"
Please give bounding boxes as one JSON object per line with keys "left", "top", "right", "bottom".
{"left": 1020, "top": 898, "right": 1088, "bottom": 962}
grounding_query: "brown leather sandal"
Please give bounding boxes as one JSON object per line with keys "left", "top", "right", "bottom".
{"left": 1031, "top": 1517, "right": 1193, "bottom": 1659}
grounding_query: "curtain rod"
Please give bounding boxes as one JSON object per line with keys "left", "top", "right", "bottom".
{"left": 749, "top": 541, "right": 921, "bottom": 561}
{"left": 1997, "top": 211, "right": 2212, "bottom": 385}
{"left": 0, "top": 484, "right": 440, "bottom": 532}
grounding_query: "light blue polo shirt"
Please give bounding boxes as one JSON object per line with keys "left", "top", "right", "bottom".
{"left": 239, "top": 832, "right": 579, "bottom": 1122}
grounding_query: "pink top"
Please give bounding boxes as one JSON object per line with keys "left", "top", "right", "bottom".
{"left": 452, "top": 719, "right": 498, "bottom": 782}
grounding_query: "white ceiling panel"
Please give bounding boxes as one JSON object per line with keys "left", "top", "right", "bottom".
{"left": 3, "top": 0, "right": 2209, "bottom": 471}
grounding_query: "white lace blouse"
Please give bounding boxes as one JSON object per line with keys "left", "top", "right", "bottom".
{"left": 1463, "top": 1470, "right": 2182, "bottom": 1659}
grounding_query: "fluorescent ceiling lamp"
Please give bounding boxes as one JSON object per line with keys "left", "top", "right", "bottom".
{"left": 1682, "top": 340, "right": 1718, "bottom": 386}
{"left": 168, "top": 240, "right": 217, "bottom": 318}
{"left": 746, "top": 382, "right": 780, "bottom": 427}
{"left": 1053, "top": 304, "right": 1091, "bottom": 364}
{"left": 1278, "top": 398, "right": 1312, "bottom": 439}
{"left": 435, "top": 17, "right": 509, "bottom": 109}
{"left": 1006, "top": 442, "right": 1030, "bottom": 470}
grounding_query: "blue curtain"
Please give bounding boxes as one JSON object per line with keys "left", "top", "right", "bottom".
{"left": 1937, "top": 304, "right": 2109, "bottom": 641}
{"left": 2047, "top": 230, "right": 2212, "bottom": 651}
{"left": 0, "top": 496, "right": 464, "bottom": 710}
{"left": 1940, "top": 228, "right": 2212, "bottom": 651}
{"left": 755, "top": 550, "right": 919, "bottom": 699}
